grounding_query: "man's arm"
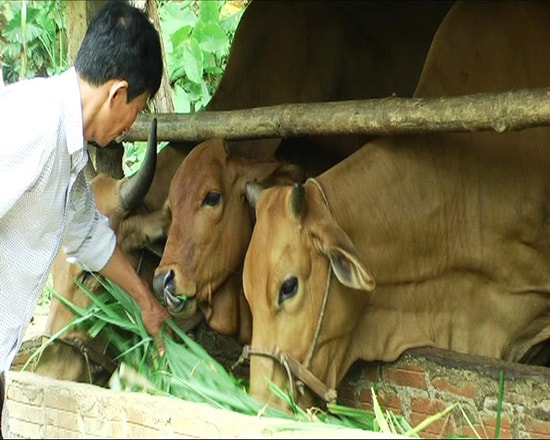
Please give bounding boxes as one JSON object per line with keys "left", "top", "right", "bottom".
{"left": 99, "top": 245, "right": 169, "bottom": 337}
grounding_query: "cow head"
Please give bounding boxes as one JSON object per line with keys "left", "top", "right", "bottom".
{"left": 153, "top": 138, "right": 305, "bottom": 344}
{"left": 242, "top": 181, "right": 375, "bottom": 411}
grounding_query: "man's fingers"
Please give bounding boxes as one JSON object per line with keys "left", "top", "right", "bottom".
{"left": 154, "top": 319, "right": 175, "bottom": 357}
{"left": 154, "top": 333, "right": 165, "bottom": 357}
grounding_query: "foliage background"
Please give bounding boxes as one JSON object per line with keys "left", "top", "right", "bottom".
{"left": 0, "top": 0, "right": 245, "bottom": 111}
{"left": 0, "top": 0, "right": 66, "bottom": 83}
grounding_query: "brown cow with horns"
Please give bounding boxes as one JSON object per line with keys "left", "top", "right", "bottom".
{"left": 242, "top": 0, "right": 550, "bottom": 411}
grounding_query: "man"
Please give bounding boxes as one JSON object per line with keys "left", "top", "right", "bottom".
{"left": 0, "top": 2, "right": 170, "bottom": 436}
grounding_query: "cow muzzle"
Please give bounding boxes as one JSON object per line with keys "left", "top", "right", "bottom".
{"left": 153, "top": 269, "right": 197, "bottom": 316}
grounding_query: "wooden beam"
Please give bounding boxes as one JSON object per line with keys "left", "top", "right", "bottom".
{"left": 126, "top": 87, "right": 550, "bottom": 142}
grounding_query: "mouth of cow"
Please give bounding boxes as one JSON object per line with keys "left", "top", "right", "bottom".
{"left": 153, "top": 270, "right": 196, "bottom": 315}
{"left": 163, "top": 288, "right": 194, "bottom": 315}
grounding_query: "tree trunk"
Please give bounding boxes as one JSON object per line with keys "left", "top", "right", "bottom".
{"left": 144, "top": 0, "right": 175, "bottom": 114}
{"left": 65, "top": 1, "right": 104, "bottom": 63}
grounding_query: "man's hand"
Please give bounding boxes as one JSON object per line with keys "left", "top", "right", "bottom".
{"left": 140, "top": 297, "right": 171, "bottom": 355}
{"left": 99, "top": 246, "right": 172, "bottom": 353}
{"left": 141, "top": 296, "right": 170, "bottom": 336}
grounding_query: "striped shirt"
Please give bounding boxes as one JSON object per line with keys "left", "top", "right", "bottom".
{"left": 0, "top": 67, "right": 116, "bottom": 373}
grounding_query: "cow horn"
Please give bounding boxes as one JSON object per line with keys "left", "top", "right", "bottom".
{"left": 290, "top": 182, "right": 306, "bottom": 221}
{"left": 244, "top": 181, "right": 264, "bottom": 209}
{"left": 119, "top": 118, "right": 158, "bottom": 211}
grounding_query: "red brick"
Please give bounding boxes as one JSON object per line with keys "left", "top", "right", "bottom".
{"left": 337, "top": 382, "right": 356, "bottom": 405}
{"left": 385, "top": 366, "right": 427, "bottom": 389}
{"left": 358, "top": 387, "right": 374, "bottom": 408}
{"left": 431, "top": 377, "right": 477, "bottom": 399}
{"left": 524, "top": 418, "right": 550, "bottom": 438}
{"left": 338, "top": 393, "right": 356, "bottom": 408}
{"left": 362, "top": 364, "right": 381, "bottom": 382}
{"left": 528, "top": 432, "right": 550, "bottom": 440}
{"left": 411, "top": 396, "right": 448, "bottom": 415}
{"left": 458, "top": 423, "right": 490, "bottom": 439}
{"left": 409, "top": 397, "right": 459, "bottom": 438}
{"left": 409, "top": 411, "right": 456, "bottom": 438}
{"left": 482, "top": 416, "right": 513, "bottom": 439}
{"left": 376, "top": 390, "right": 403, "bottom": 415}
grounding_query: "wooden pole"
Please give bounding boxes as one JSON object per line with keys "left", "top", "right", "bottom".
{"left": 127, "top": 87, "right": 550, "bottom": 142}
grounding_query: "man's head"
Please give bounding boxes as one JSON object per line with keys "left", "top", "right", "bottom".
{"left": 75, "top": 1, "right": 163, "bottom": 146}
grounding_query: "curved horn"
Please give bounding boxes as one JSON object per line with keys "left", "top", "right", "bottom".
{"left": 119, "top": 118, "right": 158, "bottom": 211}
{"left": 290, "top": 182, "right": 306, "bottom": 222}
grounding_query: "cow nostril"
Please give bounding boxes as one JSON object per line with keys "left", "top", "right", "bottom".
{"left": 164, "top": 270, "right": 175, "bottom": 285}
{"left": 153, "top": 270, "right": 174, "bottom": 297}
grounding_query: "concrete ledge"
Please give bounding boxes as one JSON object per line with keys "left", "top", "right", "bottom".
{"left": 5, "top": 371, "right": 402, "bottom": 439}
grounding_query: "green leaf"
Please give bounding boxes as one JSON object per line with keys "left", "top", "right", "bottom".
{"left": 404, "top": 401, "right": 458, "bottom": 437}
{"left": 170, "top": 25, "right": 193, "bottom": 51}
{"left": 4, "top": 16, "right": 24, "bottom": 44}
{"left": 371, "top": 388, "right": 391, "bottom": 433}
{"left": 182, "top": 37, "right": 204, "bottom": 84}
{"left": 220, "top": 7, "right": 245, "bottom": 34}
{"left": 195, "top": 22, "right": 229, "bottom": 55}
{"left": 23, "top": 21, "right": 43, "bottom": 42}
{"left": 199, "top": 0, "right": 222, "bottom": 24}
{"left": 173, "top": 18, "right": 196, "bottom": 40}
{"left": 173, "top": 84, "right": 191, "bottom": 113}
{"left": 170, "top": 64, "right": 187, "bottom": 83}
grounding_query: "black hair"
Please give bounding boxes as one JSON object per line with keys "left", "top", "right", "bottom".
{"left": 74, "top": 0, "right": 162, "bottom": 102}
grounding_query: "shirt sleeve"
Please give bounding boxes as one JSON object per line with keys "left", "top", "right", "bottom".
{"left": 62, "top": 171, "right": 116, "bottom": 272}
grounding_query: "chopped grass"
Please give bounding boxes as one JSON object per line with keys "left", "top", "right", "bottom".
{"left": 27, "top": 272, "right": 463, "bottom": 436}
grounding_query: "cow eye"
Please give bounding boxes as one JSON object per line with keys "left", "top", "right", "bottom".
{"left": 279, "top": 276, "right": 298, "bottom": 305}
{"left": 202, "top": 191, "right": 221, "bottom": 207}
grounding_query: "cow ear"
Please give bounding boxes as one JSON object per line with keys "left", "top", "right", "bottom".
{"left": 327, "top": 247, "right": 376, "bottom": 292}
{"left": 314, "top": 223, "right": 376, "bottom": 292}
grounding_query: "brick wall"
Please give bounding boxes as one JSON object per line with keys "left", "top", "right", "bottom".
{"left": 337, "top": 347, "right": 550, "bottom": 438}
